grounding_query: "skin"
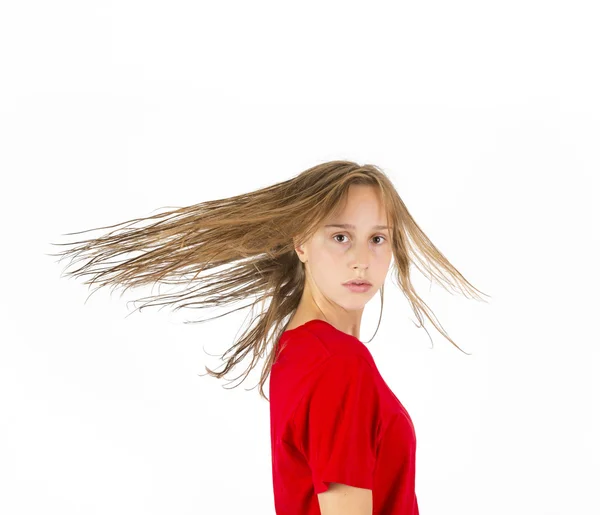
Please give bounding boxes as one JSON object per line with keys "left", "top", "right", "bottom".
{"left": 287, "top": 184, "right": 393, "bottom": 340}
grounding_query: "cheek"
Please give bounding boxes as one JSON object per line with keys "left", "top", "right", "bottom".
{"left": 323, "top": 238, "right": 345, "bottom": 254}
{"left": 316, "top": 238, "right": 343, "bottom": 258}
{"left": 370, "top": 250, "right": 393, "bottom": 283}
{"left": 377, "top": 250, "right": 393, "bottom": 273}
{"left": 310, "top": 250, "right": 343, "bottom": 282}
{"left": 320, "top": 250, "right": 343, "bottom": 270}
{"left": 381, "top": 248, "right": 393, "bottom": 265}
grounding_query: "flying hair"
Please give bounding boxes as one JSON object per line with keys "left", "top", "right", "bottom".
{"left": 47, "top": 160, "right": 490, "bottom": 401}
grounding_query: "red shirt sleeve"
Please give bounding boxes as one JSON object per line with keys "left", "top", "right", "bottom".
{"left": 292, "top": 352, "right": 381, "bottom": 494}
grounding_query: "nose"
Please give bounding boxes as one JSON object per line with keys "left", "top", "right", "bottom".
{"left": 351, "top": 244, "right": 370, "bottom": 270}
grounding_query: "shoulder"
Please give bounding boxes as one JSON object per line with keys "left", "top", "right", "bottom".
{"left": 307, "top": 351, "right": 378, "bottom": 395}
{"left": 284, "top": 320, "right": 374, "bottom": 358}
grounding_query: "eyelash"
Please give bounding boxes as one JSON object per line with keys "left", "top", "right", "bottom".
{"left": 333, "top": 234, "right": 387, "bottom": 245}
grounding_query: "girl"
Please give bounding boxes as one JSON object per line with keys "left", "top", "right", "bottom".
{"left": 49, "top": 160, "right": 488, "bottom": 514}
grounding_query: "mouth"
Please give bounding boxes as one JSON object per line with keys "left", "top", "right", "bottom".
{"left": 342, "top": 281, "right": 373, "bottom": 291}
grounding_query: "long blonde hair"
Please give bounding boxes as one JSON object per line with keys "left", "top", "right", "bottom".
{"left": 48, "top": 160, "right": 489, "bottom": 401}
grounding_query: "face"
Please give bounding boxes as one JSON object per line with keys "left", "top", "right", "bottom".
{"left": 294, "top": 184, "right": 393, "bottom": 315}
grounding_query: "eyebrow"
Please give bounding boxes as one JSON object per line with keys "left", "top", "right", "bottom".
{"left": 324, "top": 223, "right": 390, "bottom": 231}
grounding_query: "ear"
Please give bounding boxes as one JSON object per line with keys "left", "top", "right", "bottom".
{"left": 293, "top": 236, "right": 307, "bottom": 263}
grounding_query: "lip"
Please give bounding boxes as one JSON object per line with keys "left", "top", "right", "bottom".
{"left": 343, "top": 280, "right": 372, "bottom": 286}
{"left": 343, "top": 282, "right": 372, "bottom": 293}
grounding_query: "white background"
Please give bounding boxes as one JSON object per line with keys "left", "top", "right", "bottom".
{"left": 1, "top": 1, "right": 598, "bottom": 514}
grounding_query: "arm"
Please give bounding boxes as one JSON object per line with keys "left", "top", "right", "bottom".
{"left": 317, "top": 482, "right": 373, "bottom": 515}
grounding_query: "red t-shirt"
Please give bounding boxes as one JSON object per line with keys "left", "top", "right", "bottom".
{"left": 269, "top": 319, "right": 419, "bottom": 515}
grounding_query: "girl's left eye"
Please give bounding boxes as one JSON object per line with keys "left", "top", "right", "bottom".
{"left": 333, "top": 234, "right": 386, "bottom": 244}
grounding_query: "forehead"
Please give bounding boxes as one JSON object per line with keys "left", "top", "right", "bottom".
{"left": 324, "top": 223, "right": 390, "bottom": 231}
{"left": 325, "top": 184, "right": 388, "bottom": 225}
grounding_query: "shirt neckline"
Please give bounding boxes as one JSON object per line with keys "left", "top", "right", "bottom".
{"left": 281, "top": 318, "right": 334, "bottom": 336}
{"left": 281, "top": 319, "right": 364, "bottom": 344}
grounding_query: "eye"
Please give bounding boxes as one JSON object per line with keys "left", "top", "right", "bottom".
{"left": 333, "top": 234, "right": 387, "bottom": 245}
